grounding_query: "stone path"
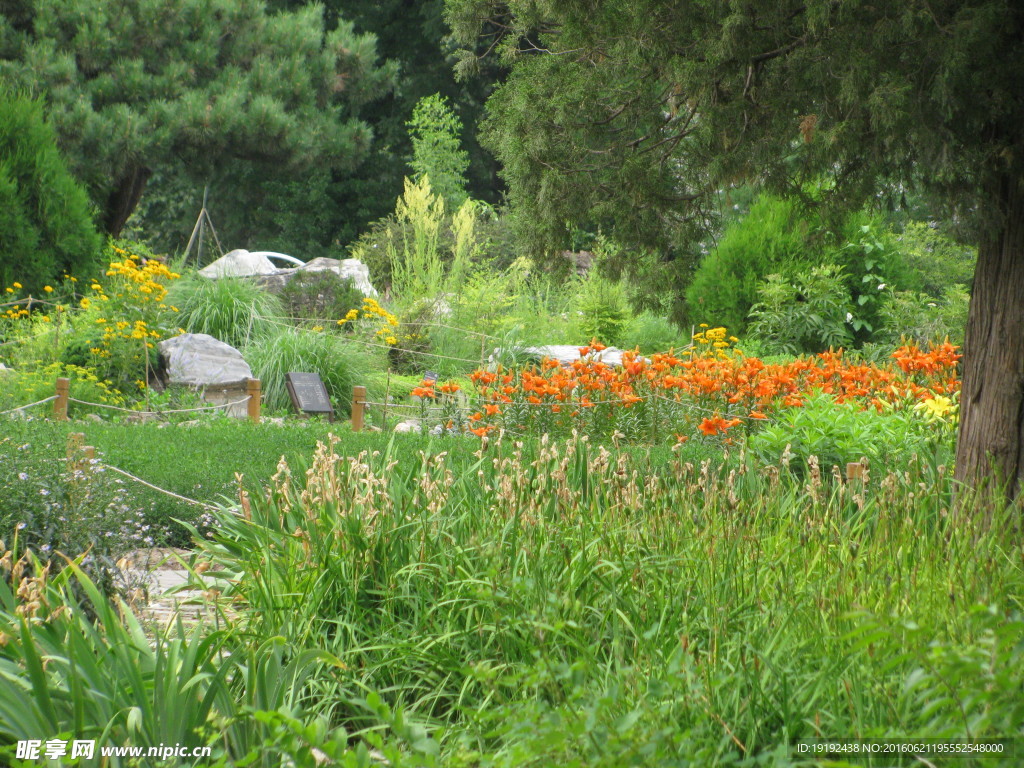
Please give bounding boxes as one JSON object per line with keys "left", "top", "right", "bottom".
{"left": 120, "top": 548, "right": 225, "bottom": 628}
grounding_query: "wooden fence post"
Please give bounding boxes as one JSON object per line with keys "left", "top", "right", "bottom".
{"left": 247, "top": 378, "right": 261, "bottom": 423}
{"left": 846, "top": 462, "right": 865, "bottom": 484}
{"left": 54, "top": 377, "right": 70, "bottom": 420}
{"left": 351, "top": 385, "right": 366, "bottom": 432}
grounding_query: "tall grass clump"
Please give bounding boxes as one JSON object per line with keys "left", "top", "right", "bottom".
{"left": 182, "top": 434, "right": 1022, "bottom": 765}
{"left": 166, "top": 275, "right": 282, "bottom": 349}
{"left": 245, "top": 327, "right": 381, "bottom": 414}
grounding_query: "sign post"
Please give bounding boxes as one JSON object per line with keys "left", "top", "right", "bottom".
{"left": 285, "top": 372, "right": 334, "bottom": 420}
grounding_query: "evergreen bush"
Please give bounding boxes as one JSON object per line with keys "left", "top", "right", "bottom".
{"left": 0, "top": 93, "right": 102, "bottom": 294}
{"left": 685, "top": 195, "right": 818, "bottom": 333}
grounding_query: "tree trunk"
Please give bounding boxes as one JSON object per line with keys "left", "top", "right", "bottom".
{"left": 102, "top": 165, "right": 151, "bottom": 237}
{"left": 954, "top": 173, "right": 1024, "bottom": 500}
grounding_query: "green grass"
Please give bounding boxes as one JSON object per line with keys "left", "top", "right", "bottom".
{"left": 0, "top": 417, "right": 714, "bottom": 547}
{"left": 1, "top": 422, "right": 1020, "bottom": 765}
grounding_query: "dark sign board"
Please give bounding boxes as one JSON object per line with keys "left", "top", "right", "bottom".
{"left": 285, "top": 372, "right": 334, "bottom": 419}
{"left": 423, "top": 370, "right": 438, "bottom": 382}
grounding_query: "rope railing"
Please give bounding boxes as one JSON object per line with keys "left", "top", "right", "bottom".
{"left": 0, "top": 295, "right": 68, "bottom": 310}
{"left": 0, "top": 395, "right": 59, "bottom": 416}
{"left": 259, "top": 315, "right": 487, "bottom": 365}
{"left": 100, "top": 464, "right": 224, "bottom": 512}
{"left": 67, "top": 395, "right": 251, "bottom": 416}
{"left": 264, "top": 313, "right": 502, "bottom": 341}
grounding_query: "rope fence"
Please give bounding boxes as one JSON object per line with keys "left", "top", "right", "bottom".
{"left": 1, "top": 378, "right": 262, "bottom": 423}
{"left": 354, "top": 383, "right": 782, "bottom": 436}
{"left": 67, "top": 395, "right": 251, "bottom": 416}
{"left": 101, "top": 464, "right": 223, "bottom": 512}
{"left": 0, "top": 395, "right": 58, "bottom": 416}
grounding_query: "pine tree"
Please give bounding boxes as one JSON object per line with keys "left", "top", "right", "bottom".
{"left": 0, "top": 0, "right": 396, "bottom": 236}
{"left": 0, "top": 91, "right": 102, "bottom": 294}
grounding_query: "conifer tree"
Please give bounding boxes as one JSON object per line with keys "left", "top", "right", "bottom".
{"left": 0, "top": 0, "right": 395, "bottom": 236}
{"left": 0, "top": 91, "right": 101, "bottom": 294}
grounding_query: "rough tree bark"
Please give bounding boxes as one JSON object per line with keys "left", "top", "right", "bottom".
{"left": 954, "top": 173, "right": 1024, "bottom": 500}
{"left": 102, "top": 165, "right": 152, "bottom": 237}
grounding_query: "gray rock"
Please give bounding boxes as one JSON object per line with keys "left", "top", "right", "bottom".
{"left": 198, "top": 249, "right": 278, "bottom": 278}
{"left": 158, "top": 334, "right": 253, "bottom": 387}
{"left": 393, "top": 420, "right": 420, "bottom": 434}
{"left": 157, "top": 335, "right": 254, "bottom": 418}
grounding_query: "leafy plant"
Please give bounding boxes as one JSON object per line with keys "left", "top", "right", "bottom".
{"left": 747, "top": 392, "right": 946, "bottom": 474}
{"left": 279, "top": 270, "right": 365, "bottom": 325}
{"left": 895, "top": 221, "right": 977, "bottom": 297}
{"left": 573, "top": 271, "right": 630, "bottom": 346}
{"left": 747, "top": 265, "right": 854, "bottom": 355}
{"left": 618, "top": 312, "right": 689, "bottom": 353}
{"left": 0, "top": 434, "right": 153, "bottom": 598}
{"left": 407, "top": 93, "right": 470, "bottom": 210}
{"left": 0, "top": 362, "right": 125, "bottom": 416}
{"left": 878, "top": 284, "right": 971, "bottom": 347}
{"left": 685, "top": 194, "right": 822, "bottom": 333}
{"left": 0, "top": 91, "right": 102, "bottom": 295}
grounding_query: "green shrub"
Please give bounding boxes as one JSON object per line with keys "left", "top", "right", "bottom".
{"left": 0, "top": 92, "right": 102, "bottom": 295}
{"left": 832, "top": 217, "right": 915, "bottom": 341}
{"left": 748, "top": 393, "right": 949, "bottom": 474}
{"left": 687, "top": 195, "right": 915, "bottom": 342}
{"left": 279, "top": 270, "right": 365, "bottom": 324}
{"left": 894, "top": 221, "right": 977, "bottom": 297}
{"left": 877, "top": 284, "right": 971, "bottom": 347}
{"left": 407, "top": 93, "right": 470, "bottom": 211}
{"left": 618, "top": 312, "right": 689, "bottom": 353}
{"left": 0, "top": 362, "right": 125, "bottom": 416}
{"left": 246, "top": 327, "right": 381, "bottom": 414}
{"left": 0, "top": 431, "right": 153, "bottom": 598}
{"left": 746, "top": 265, "right": 854, "bottom": 355}
{"left": 352, "top": 177, "right": 491, "bottom": 301}
{"left": 685, "top": 194, "right": 818, "bottom": 333}
{"left": 166, "top": 275, "right": 282, "bottom": 349}
{"left": 573, "top": 271, "right": 630, "bottom": 346}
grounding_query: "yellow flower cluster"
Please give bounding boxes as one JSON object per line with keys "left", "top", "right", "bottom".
{"left": 689, "top": 324, "right": 741, "bottom": 359}
{"left": 99, "top": 318, "right": 159, "bottom": 343}
{"left": 914, "top": 394, "right": 959, "bottom": 425}
{"left": 105, "top": 248, "right": 180, "bottom": 303}
{"left": 336, "top": 297, "right": 400, "bottom": 345}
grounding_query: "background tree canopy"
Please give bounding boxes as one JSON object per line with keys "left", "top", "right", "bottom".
{"left": 446, "top": 0, "right": 1024, "bottom": 497}
{"left": 0, "top": 0, "right": 396, "bottom": 239}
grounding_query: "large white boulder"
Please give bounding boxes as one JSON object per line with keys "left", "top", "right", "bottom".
{"left": 198, "top": 249, "right": 278, "bottom": 278}
{"left": 492, "top": 345, "right": 629, "bottom": 368}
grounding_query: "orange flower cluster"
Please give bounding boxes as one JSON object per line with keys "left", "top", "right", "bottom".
{"left": 462, "top": 342, "right": 960, "bottom": 442}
